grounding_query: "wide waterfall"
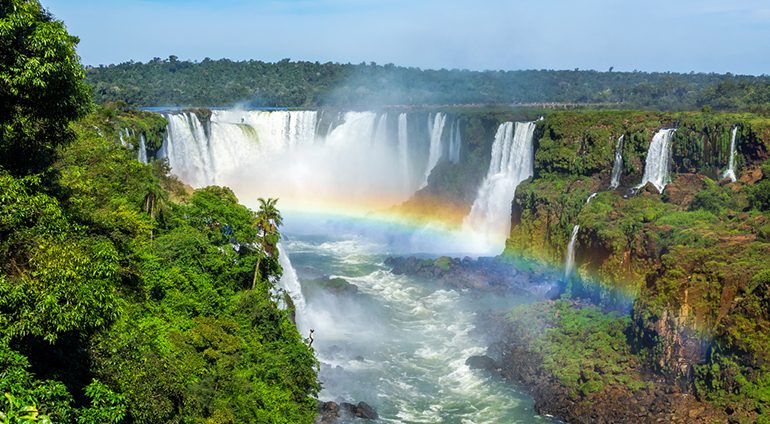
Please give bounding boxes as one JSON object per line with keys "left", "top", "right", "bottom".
{"left": 564, "top": 225, "right": 580, "bottom": 280}
{"left": 420, "top": 113, "right": 447, "bottom": 189}
{"left": 463, "top": 121, "right": 536, "bottom": 250}
{"left": 723, "top": 126, "right": 739, "bottom": 182}
{"left": 155, "top": 108, "right": 558, "bottom": 424}
{"left": 159, "top": 109, "right": 450, "bottom": 212}
{"left": 635, "top": 128, "right": 676, "bottom": 193}
{"left": 609, "top": 135, "right": 624, "bottom": 189}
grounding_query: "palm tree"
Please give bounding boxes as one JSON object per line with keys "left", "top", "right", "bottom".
{"left": 252, "top": 197, "right": 283, "bottom": 291}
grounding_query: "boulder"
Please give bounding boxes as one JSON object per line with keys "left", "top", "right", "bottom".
{"left": 465, "top": 355, "right": 498, "bottom": 371}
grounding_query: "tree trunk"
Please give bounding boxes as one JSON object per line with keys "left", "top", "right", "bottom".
{"left": 251, "top": 243, "right": 263, "bottom": 291}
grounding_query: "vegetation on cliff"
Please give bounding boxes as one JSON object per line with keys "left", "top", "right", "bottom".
{"left": 1, "top": 2, "right": 319, "bottom": 423}
{"left": 500, "top": 109, "right": 770, "bottom": 422}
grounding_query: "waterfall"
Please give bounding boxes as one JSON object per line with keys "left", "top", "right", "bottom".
{"left": 635, "top": 128, "right": 676, "bottom": 193}
{"left": 463, "top": 121, "right": 536, "bottom": 248}
{"left": 325, "top": 111, "right": 377, "bottom": 149}
{"left": 564, "top": 225, "right": 580, "bottom": 280}
{"left": 420, "top": 113, "right": 447, "bottom": 189}
{"left": 158, "top": 108, "right": 418, "bottom": 211}
{"left": 609, "top": 135, "right": 624, "bottom": 189}
{"left": 374, "top": 113, "right": 389, "bottom": 149}
{"left": 398, "top": 113, "right": 410, "bottom": 190}
{"left": 723, "top": 126, "right": 738, "bottom": 182}
{"left": 449, "top": 119, "right": 461, "bottom": 164}
{"left": 586, "top": 193, "right": 597, "bottom": 203}
{"left": 163, "top": 113, "right": 217, "bottom": 187}
{"left": 138, "top": 134, "right": 148, "bottom": 164}
{"left": 276, "top": 243, "right": 308, "bottom": 333}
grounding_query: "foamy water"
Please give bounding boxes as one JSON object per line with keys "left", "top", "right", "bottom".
{"left": 283, "top": 233, "right": 560, "bottom": 424}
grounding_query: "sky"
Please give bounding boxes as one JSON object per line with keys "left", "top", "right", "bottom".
{"left": 44, "top": 0, "right": 770, "bottom": 75}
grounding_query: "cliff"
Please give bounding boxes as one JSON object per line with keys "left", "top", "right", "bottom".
{"left": 497, "top": 110, "right": 770, "bottom": 422}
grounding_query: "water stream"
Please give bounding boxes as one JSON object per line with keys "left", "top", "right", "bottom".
{"left": 280, "top": 225, "right": 558, "bottom": 424}
{"left": 723, "top": 126, "right": 738, "bottom": 182}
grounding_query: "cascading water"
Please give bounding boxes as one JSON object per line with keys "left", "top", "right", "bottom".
{"left": 159, "top": 109, "right": 421, "bottom": 212}
{"left": 162, "top": 112, "right": 217, "bottom": 187}
{"left": 157, "top": 107, "right": 563, "bottom": 423}
{"left": 564, "top": 225, "right": 580, "bottom": 280}
{"left": 420, "top": 113, "right": 447, "bottom": 189}
{"left": 137, "top": 134, "right": 148, "bottom": 164}
{"left": 276, "top": 243, "right": 308, "bottom": 334}
{"left": 374, "top": 113, "right": 389, "bottom": 149}
{"left": 398, "top": 113, "right": 410, "bottom": 190}
{"left": 463, "top": 121, "right": 536, "bottom": 250}
{"left": 586, "top": 193, "right": 597, "bottom": 203}
{"left": 723, "top": 126, "right": 738, "bottom": 182}
{"left": 609, "top": 135, "right": 624, "bottom": 189}
{"left": 448, "top": 119, "right": 461, "bottom": 163}
{"left": 635, "top": 128, "right": 676, "bottom": 193}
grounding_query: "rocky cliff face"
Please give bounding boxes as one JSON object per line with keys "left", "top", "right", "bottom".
{"left": 499, "top": 110, "right": 770, "bottom": 421}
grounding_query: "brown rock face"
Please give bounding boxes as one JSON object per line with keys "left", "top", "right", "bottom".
{"left": 738, "top": 167, "right": 763, "bottom": 185}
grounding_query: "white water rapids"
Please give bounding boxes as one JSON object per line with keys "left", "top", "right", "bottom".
{"left": 279, "top": 227, "right": 558, "bottom": 424}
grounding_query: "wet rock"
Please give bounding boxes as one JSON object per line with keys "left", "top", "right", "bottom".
{"left": 315, "top": 400, "right": 378, "bottom": 423}
{"left": 355, "top": 402, "right": 379, "bottom": 420}
{"left": 465, "top": 355, "right": 498, "bottom": 371}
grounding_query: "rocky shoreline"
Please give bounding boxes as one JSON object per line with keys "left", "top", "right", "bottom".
{"left": 471, "top": 306, "right": 729, "bottom": 424}
{"left": 383, "top": 257, "right": 730, "bottom": 424}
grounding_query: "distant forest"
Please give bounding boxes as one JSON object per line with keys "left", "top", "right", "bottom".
{"left": 86, "top": 56, "right": 770, "bottom": 112}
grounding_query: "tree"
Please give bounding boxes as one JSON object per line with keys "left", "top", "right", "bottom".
{"left": 0, "top": 0, "right": 91, "bottom": 175}
{"left": 251, "top": 197, "right": 283, "bottom": 290}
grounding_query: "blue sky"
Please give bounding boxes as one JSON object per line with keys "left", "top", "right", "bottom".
{"left": 45, "top": 0, "right": 770, "bottom": 75}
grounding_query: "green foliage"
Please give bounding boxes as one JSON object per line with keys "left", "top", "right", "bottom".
{"left": 0, "top": 393, "right": 51, "bottom": 424}
{"left": 84, "top": 56, "right": 770, "bottom": 110}
{"left": 508, "top": 301, "right": 648, "bottom": 396}
{"left": 434, "top": 256, "right": 453, "bottom": 271}
{"left": 695, "top": 352, "right": 770, "bottom": 419}
{"left": 0, "top": 0, "right": 91, "bottom": 175}
{"left": 748, "top": 180, "right": 770, "bottom": 211}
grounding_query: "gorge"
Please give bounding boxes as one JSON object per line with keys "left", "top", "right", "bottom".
{"left": 133, "top": 106, "right": 770, "bottom": 423}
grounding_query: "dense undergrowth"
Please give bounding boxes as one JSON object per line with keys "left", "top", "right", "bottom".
{"left": 0, "top": 107, "right": 320, "bottom": 423}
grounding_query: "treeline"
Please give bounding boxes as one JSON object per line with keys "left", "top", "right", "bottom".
{"left": 1, "top": 2, "right": 319, "bottom": 423}
{"left": 85, "top": 56, "right": 770, "bottom": 111}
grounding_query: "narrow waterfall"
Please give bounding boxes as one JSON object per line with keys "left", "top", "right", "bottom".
{"left": 420, "top": 113, "right": 447, "bottom": 189}
{"left": 635, "top": 129, "right": 676, "bottom": 193}
{"left": 276, "top": 243, "right": 308, "bottom": 333}
{"left": 448, "top": 119, "right": 461, "bottom": 163}
{"left": 463, "top": 121, "right": 536, "bottom": 248}
{"left": 609, "top": 135, "right": 624, "bottom": 189}
{"left": 138, "top": 134, "right": 148, "bottom": 164}
{"left": 374, "top": 113, "right": 389, "bottom": 149}
{"left": 586, "top": 193, "right": 597, "bottom": 203}
{"left": 564, "top": 225, "right": 580, "bottom": 280}
{"left": 723, "top": 126, "right": 738, "bottom": 182}
{"left": 398, "top": 113, "right": 410, "bottom": 190}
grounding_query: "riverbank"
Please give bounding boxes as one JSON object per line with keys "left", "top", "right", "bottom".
{"left": 473, "top": 300, "right": 730, "bottom": 424}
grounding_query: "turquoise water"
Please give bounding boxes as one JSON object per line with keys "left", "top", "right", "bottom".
{"left": 283, "top": 230, "right": 560, "bottom": 424}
